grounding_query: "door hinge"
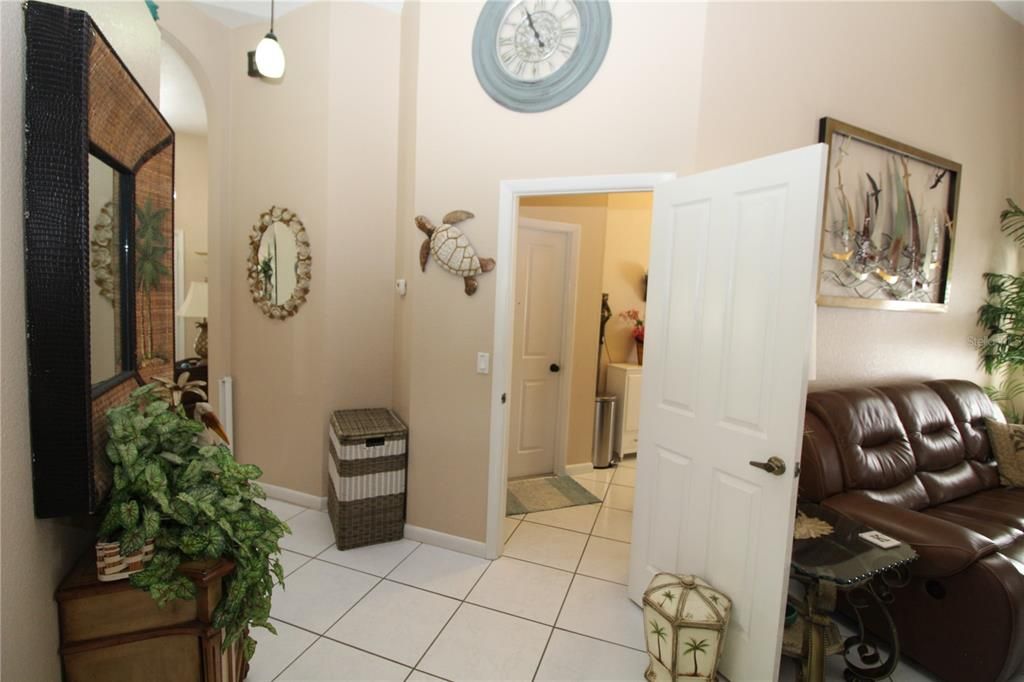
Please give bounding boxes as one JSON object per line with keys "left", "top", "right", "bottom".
{"left": 501, "top": 393, "right": 507, "bottom": 404}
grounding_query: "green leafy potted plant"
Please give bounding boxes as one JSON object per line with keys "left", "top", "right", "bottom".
{"left": 96, "top": 382, "right": 289, "bottom": 660}
{"left": 977, "top": 199, "right": 1024, "bottom": 422}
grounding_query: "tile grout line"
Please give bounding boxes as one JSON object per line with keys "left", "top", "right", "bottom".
{"left": 271, "top": 537, "right": 424, "bottom": 680}
{"left": 271, "top": 486, "right": 639, "bottom": 680}
{"left": 531, "top": 482, "right": 608, "bottom": 682}
{"left": 407, "top": 550, "right": 497, "bottom": 679}
{"left": 268, "top": 631, "right": 322, "bottom": 682}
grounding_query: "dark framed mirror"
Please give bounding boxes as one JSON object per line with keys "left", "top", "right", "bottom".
{"left": 24, "top": 1, "right": 175, "bottom": 518}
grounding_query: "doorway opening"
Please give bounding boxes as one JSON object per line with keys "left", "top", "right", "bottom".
{"left": 500, "top": 188, "right": 655, "bottom": 610}
{"left": 505, "top": 191, "right": 652, "bottom": 509}
{"left": 485, "top": 173, "right": 674, "bottom": 562}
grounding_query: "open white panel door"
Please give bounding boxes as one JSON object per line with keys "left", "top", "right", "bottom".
{"left": 628, "top": 144, "right": 827, "bottom": 681}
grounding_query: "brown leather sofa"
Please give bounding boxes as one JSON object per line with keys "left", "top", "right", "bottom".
{"left": 800, "top": 380, "right": 1024, "bottom": 682}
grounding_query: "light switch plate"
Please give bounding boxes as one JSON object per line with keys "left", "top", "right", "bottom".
{"left": 476, "top": 352, "right": 490, "bottom": 374}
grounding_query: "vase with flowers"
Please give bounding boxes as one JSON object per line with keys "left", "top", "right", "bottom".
{"left": 620, "top": 308, "right": 645, "bottom": 365}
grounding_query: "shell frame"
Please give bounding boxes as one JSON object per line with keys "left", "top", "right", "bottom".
{"left": 247, "top": 205, "right": 312, "bottom": 320}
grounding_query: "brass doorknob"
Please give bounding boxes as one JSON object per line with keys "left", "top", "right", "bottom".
{"left": 749, "top": 456, "right": 787, "bottom": 476}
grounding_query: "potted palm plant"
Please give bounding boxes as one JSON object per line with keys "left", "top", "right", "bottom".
{"left": 977, "top": 198, "right": 1024, "bottom": 422}
{"left": 96, "top": 381, "right": 289, "bottom": 660}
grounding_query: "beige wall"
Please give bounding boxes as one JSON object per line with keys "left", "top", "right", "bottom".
{"left": 162, "top": 2, "right": 400, "bottom": 497}
{"left": 395, "top": 1, "right": 707, "bottom": 541}
{"left": 694, "top": 2, "right": 1024, "bottom": 391}
{"left": 395, "top": 1, "right": 1024, "bottom": 544}
{"left": 175, "top": 133, "right": 209, "bottom": 359}
{"left": 392, "top": 1, "right": 420, "bottom": 425}
{"left": 601, "top": 192, "right": 652, "bottom": 375}
{"left": 0, "top": 2, "right": 160, "bottom": 679}
{"left": 159, "top": 4, "right": 235, "bottom": 414}
{"left": 520, "top": 194, "right": 610, "bottom": 467}
{"left": 225, "top": 3, "right": 400, "bottom": 495}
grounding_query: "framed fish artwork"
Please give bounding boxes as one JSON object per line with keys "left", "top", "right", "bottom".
{"left": 817, "top": 117, "right": 961, "bottom": 312}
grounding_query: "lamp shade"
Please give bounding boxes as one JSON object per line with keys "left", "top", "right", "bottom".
{"left": 177, "top": 281, "right": 209, "bottom": 318}
{"left": 254, "top": 33, "right": 285, "bottom": 78}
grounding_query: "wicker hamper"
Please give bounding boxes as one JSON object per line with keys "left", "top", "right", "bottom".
{"left": 327, "top": 408, "right": 408, "bottom": 550}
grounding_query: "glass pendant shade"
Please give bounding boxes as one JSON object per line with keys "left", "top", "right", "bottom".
{"left": 254, "top": 32, "right": 285, "bottom": 78}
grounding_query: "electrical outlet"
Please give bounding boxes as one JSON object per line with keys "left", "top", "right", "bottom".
{"left": 476, "top": 352, "right": 490, "bottom": 375}
{"left": 395, "top": 279, "right": 407, "bottom": 297}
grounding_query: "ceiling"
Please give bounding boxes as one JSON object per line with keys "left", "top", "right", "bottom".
{"left": 994, "top": 0, "right": 1024, "bottom": 25}
{"left": 160, "top": 40, "right": 207, "bottom": 135}
{"left": 191, "top": 1, "right": 1021, "bottom": 30}
{"left": 194, "top": 0, "right": 401, "bottom": 28}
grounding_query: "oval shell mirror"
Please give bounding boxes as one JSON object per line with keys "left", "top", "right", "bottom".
{"left": 247, "top": 206, "right": 311, "bottom": 319}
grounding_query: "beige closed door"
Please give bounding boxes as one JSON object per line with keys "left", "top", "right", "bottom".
{"left": 508, "top": 220, "right": 573, "bottom": 479}
{"left": 628, "top": 144, "right": 828, "bottom": 680}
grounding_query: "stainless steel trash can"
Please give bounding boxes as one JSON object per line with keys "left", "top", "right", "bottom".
{"left": 592, "top": 395, "right": 617, "bottom": 469}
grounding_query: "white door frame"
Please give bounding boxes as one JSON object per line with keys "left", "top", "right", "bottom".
{"left": 513, "top": 218, "right": 581, "bottom": 479}
{"left": 486, "top": 173, "right": 676, "bottom": 559}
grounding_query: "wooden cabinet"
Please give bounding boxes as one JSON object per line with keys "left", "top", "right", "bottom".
{"left": 56, "top": 552, "right": 246, "bottom": 682}
{"left": 607, "top": 363, "right": 643, "bottom": 458}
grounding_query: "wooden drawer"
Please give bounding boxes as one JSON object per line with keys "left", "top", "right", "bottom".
{"left": 64, "top": 632, "right": 202, "bottom": 681}
{"left": 56, "top": 552, "right": 244, "bottom": 682}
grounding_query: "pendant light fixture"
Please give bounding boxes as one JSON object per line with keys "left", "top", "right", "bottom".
{"left": 247, "top": 0, "right": 285, "bottom": 79}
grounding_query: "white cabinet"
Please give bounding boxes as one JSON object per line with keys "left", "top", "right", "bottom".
{"left": 606, "top": 363, "right": 642, "bottom": 458}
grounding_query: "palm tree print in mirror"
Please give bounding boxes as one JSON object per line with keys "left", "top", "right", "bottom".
{"left": 649, "top": 620, "right": 667, "bottom": 665}
{"left": 682, "top": 637, "right": 709, "bottom": 676}
{"left": 136, "top": 199, "right": 170, "bottom": 366}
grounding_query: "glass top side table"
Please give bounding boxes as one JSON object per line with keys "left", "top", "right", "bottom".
{"left": 786, "top": 503, "right": 918, "bottom": 682}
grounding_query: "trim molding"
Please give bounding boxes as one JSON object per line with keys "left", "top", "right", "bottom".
{"left": 404, "top": 524, "right": 490, "bottom": 559}
{"left": 261, "top": 482, "right": 327, "bottom": 511}
{"left": 259, "top": 485, "right": 489, "bottom": 559}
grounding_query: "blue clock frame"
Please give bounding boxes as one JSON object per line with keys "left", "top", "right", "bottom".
{"left": 472, "top": 0, "right": 612, "bottom": 113}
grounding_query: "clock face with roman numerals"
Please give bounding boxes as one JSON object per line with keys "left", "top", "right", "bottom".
{"left": 473, "top": 0, "right": 611, "bottom": 113}
{"left": 495, "top": 0, "right": 580, "bottom": 83}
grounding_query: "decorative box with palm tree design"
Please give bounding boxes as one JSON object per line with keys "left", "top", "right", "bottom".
{"left": 642, "top": 573, "right": 731, "bottom": 681}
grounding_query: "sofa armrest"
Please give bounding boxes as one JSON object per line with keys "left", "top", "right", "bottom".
{"left": 823, "top": 493, "right": 998, "bottom": 577}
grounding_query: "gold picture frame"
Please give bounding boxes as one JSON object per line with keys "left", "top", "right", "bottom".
{"left": 817, "top": 117, "right": 961, "bottom": 312}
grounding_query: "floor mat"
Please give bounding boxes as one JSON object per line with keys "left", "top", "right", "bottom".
{"left": 506, "top": 475, "right": 602, "bottom": 516}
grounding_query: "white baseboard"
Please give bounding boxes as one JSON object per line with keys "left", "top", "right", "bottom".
{"left": 564, "top": 462, "right": 595, "bottom": 477}
{"left": 261, "top": 482, "right": 327, "bottom": 511}
{"left": 404, "top": 524, "right": 489, "bottom": 559}
{"left": 259, "top": 484, "right": 488, "bottom": 559}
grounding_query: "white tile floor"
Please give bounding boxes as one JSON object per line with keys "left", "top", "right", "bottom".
{"left": 251, "top": 463, "right": 641, "bottom": 681}
{"left": 254, "top": 460, "right": 943, "bottom": 681}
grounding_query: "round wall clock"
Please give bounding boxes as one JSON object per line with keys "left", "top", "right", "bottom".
{"left": 472, "top": 0, "right": 611, "bottom": 113}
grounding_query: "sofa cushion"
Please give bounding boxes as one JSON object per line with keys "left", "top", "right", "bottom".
{"left": 934, "top": 488, "right": 1024, "bottom": 534}
{"left": 927, "top": 379, "right": 1003, "bottom": 462}
{"left": 879, "top": 384, "right": 964, "bottom": 471}
{"left": 823, "top": 493, "right": 998, "bottom": 577}
{"left": 924, "top": 505, "right": 1024, "bottom": 550}
{"left": 807, "top": 388, "right": 926, "bottom": 508}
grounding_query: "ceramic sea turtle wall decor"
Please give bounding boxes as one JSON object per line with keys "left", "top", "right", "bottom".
{"left": 416, "top": 210, "right": 495, "bottom": 296}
